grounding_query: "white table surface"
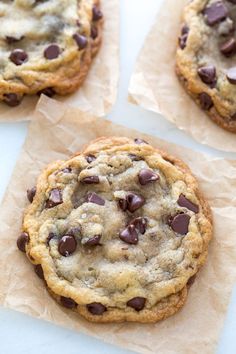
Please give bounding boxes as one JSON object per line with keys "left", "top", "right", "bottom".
{"left": 1, "top": 1, "right": 236, "bottom": 353}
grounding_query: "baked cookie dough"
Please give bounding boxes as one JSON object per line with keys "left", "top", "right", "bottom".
{"left": 176, "top": 0, "right": 236, "bottom": 132}
{"left": 18, "top": 137, "right": 212, "bottom": 323}
{"left": 0, "top": 0, "right": 103, "bottom": 107}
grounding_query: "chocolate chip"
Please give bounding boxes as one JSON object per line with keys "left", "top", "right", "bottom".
{"left": 17, "top": 232, "right": 29, "bottom": 252}
{"left": 3, "top": 93, "right": 22, "bottom": 107}
{"left": 169, "top": 213, "right": 190, "bottom": 235}
{"left": 44, "top": 44, "right": 60, "bottom": 60}
{"left": 119, "top": 225, "right": 138, "bottom": 244}
{"left": 91, "top": 26, "right": 98, "bottom": 39}
{"left": 126, "top": 193, "right": 145, "bottom": 213}
{"left": 58, "top": 235, "right": 77, "bottom": 256}
{"left": 86, "top": 154, "right": 96, "bottom": 163}
{"left": 181, "top": 24, "right": 189, "bottom": 35}
{"left": 92, "top": 5, "right": 103, "bottom": 21}
{"left": 179, "top": 33, "right": 189, "bottom": 49}
{"left": 6, "top": 35, "right": 24, "bottom": 44}
{"left": 87, "top": 302, "right": 107, "bottom": 315}
{"left": 226, "top": 67, "right": 236, "bottom": 84}
{"left": 81, "top": 176, "right": 100, "bottom": 184}
{"left": 138, "top": 169, "right": 159, "bottom": 185}
{"left": 118, "top": 198, "right": 128, "bottom": 211}
{"left": 134, "top": 138, "right": 149, "bottom": 145}
{"left": 187, "top": 275, "right": 196, "bottom": 287}
{"left": 34, "top": 264, "right": 44, "bottom": 280}
{"left": 220, "top": 37, "right": 236, "bottom": 57}
{"left": 45, "top": 189, "right": 63, "bottom": 208}
{"left": 177, "top": 194, "right": 199, "bottom": 213}
{"left": 127, "top": 297, "right": 146, "bottom": 311}
{"left": 199, "top": 92, "right": 214, "bottom": 110}
{"left": 73, "top": 33, "right": 88, "bottom": 50}
{"left": 27, "top": 186, "right": 36, "bottom": 203}
{"left": 85, "top": 192, "right": 105, "bottom": 205}
{"left": 198, "top": 66, "right": 216, "bottom": 86}
{"left": 47, "top": 232, "right": 56, "bottom": 245}
{"left": 129, "top": 217, "right": 147, "bottom": 234}
{"left": 37, "top": 87, "right": 55, "bottom": 97}
{"left": 203, "top": 2, "right": 228, "bottom": 26}
{"left": 61, "top": 296, "right": 77, "bottom": 309}
{"left": 9, "top": 49, "right": 28, "bottom": 65}
{"left": 84, "top": 235, "right": 101, "bottom": 246}
{"left": 128, "top": 154, "right": 142, "bottom": 161}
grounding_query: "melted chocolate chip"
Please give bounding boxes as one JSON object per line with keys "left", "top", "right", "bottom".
{"left": 177, "top": 194, "right": 199, "bottom": 213}
{"left": 198, "top": 65, "right": 216, "bottom": 86}
{"left": 203, "top": 2, "right": 228, "bottom": 26}
{"left": 129, "top": 217, "right": 147, "bottom": 234}
{"left": 17, "top": 232, "right": 29, "bottom": 252}
{"left": 179, "top": 33, "right": 189, "bottom": 50}
{"left": 85, "top": 192, "right": 105, "bottom": 206}
{"left": 45, "top": 189, "right": 63, "bottom": 208}
{"left": 9, "top": 49, "right": 28, "bottom": 65}
{"left": 44, "top": 44, "right": 60, "bottom": 60}
{"left": 134, "top": 138, "right": 149, "bottom": 145}
{"left": 84, "top": 235, "right": 101, "bottom": 246}
{"left": 128, "top": 153, "right": 142, "bottom": 161}
{"left": 126, "top": 192, "right": 145, "bottom": 213}
{"left": 86, "top": 154, "right": 96, "bottom": 163}
{"left": 92, "top": 5, "right": 103, "bottom": 21}
{"left": 73, "top": 33, "right": 88, "bottom": 49}
{"left": 127, "top": 297, "right": 146, "bottom": 311}
{"left": 226, "top": 67, "right": 236, "bottom": 84}
{"left": 87, "top": 302, "right": 107, "bottom": 315}
{"left": 181, "top": 24, "right": 189, "bottom": 35}
{"left": 119, "top": 225, "right": 138, "bottom": 244}
{"left": 220, "top": 37, "right": 236, "bottom": 57}
{"left": 81, "top": 176, "right": 100, "bottom": 184}
{"left": 61, "top": 296, "right": 77, "bottom": 309}
{"left": 138, "top": 169, "right": 159, "bottom": 185}
{"left": 199, "top": 92, "right": 214, "bottom": 110}
{"left": 3, "top": 93, "right": 22, "bottom": 107}
{"left": 27, "top": 186, "right": 36, "bottom": 203}
{"left": 118, "top": 198, "right": 128, "bottom": 211}
{"left": 34, "top": 264, "right": 44, "bottom": 280}
{"left": 91, "top": 26, "right": 98, "bottom": 39}
{"left": 58, "top": 235, "right": 77, "bottom": 256}
{"left": 37, "top": 87, "right": 55, "bottom": 97}
{"left": 169, "top": 213, "right": 190, "bottom": 235}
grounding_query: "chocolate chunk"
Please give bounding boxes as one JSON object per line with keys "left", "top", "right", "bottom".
{"left": 179, "top": 33, "right": 189, "bottom": 50}
{"left": 127, "top": 297, "right": 146, "bottom": 311}
{"left": 3, "top": 93, "right": 22, "bottom": 107}
{"left": 169, "top": 213, "right": 190, "bottom": 235}
{"left": 203, "top": 2, "right": 228, "bottom": 26}
{"left": 58, "top": 235, "right": 77, "bottom": 257}
{"left": 61, "top": 296, "right": 77, "bottom": 309}
{"left": 118, "top": 198, "right": 128, "bottom": 211}
{"left": 134, "top": 138, "right": 149, "bottom": 145}
{"left": 27, "top": 186, "right": 36, "bottom": 203}
{"left": 84, "top": 235, "right": 101, "bottom": 246}
{"left": 45, "top": 189, "right": 63, "bottom": 208}
{"left": 91, "top": 26, "right": 98, "bottom": 39}
{"left": 47, "top": 232, "right": 56, "bottom": 245}
{"left": 220, "top": 37, "right": 236, "bottom": 57}
{"left": 86, "top": 154, "right": 96, "bottom": 163}
{"left": 198, "top": 66, "right": 216, "bottom": 86}
{"left": 9, "top": 49, "right": 28, "bottom": 65}
{"left": 119, "top": 225, "right": 139, "bottom": 244}
{"left": 87, "top": 302, "right": 107, "bottom": 315}
{"left": 73, "top": 33, "right": 88, "bottom": 50}
{"left": 177, "top": 194, "right": 199, "bottom": 213}
{"left": 44, "top": 44, "right": 60, "bottom": 60}
{"left": 129, "top": 217, "right": 147, "bottom": 234}
{"left": 199, "top": 92, "right": 214, "bottom": 110}
{"left": 37, "top": 87, "right": 55, "bottom": 97}
{"left": 92, "top": 5, "right": 103, "bottom": 21}
{"left": 17, "top": 232, "right": 29, "bottom": 252}
{"left": 187, "top": 275, "right": 196, "bottom": 287}
{"left": 126, "top": 192, "right": 145, "bottom": 213}
{"left": 6, "top": 35, "right": 24, "bottom": 44}
{"left": 128, "top": 153, "right": 142, "bottom": 161}
{"left": 226, "top": 67, "right": 236, "bottom": 84}
{"left": 81, "top": 176, "right": 100, "bottom": 184}
{"left": 138, "top": 169, "right": 159, "bottom": 185}
{"left": 85, "top": 192, "right": 105, "bottom": 205}
{"left": 34, "top": 264, "right": 44, "bottom": 280}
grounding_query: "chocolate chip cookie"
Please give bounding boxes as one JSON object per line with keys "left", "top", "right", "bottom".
{"left": 18, "top": 137, "right": 212, "bottom": 323}
{"left": 176, "top": 0, "right": 236, "bottom": 132}
{"left": 0, "top": 0, "right": 103, "bottom": 107}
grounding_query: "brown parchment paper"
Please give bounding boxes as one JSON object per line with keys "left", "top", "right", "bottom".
{"left": 128, "top": 0, "right": 236, "bottom": 153}
{"left": 0, "top": 0, "right": 119, "bottom": 122}
{"left": 1, "top": 95, "right": 236, "bottom": 354}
